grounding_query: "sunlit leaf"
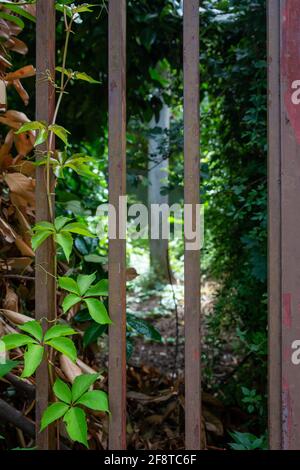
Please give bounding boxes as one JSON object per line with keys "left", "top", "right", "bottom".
{"left": 46, "top": 337, "right": 77, "bottom": 362}
{"left": 1, "top": 334, "right": 37, "bottom": 351}
{"left": 44, "top": 324, "right": 77, "bottom": 342}
{"left": 71, "top": 373, "right": 99, "bottom": 402}
{"left": 53, "top": 378, "right": 72, "bottom": 404}
{"left": 56, "top": 232, "right": 73, "bottom": 261}
{"left": 58, "top": 277, "right": 80, "bottom": 295}
{"left": 76, "top": 390, "right": 109, "bottom": 412}
{"left": 63, "top": 407, "right": 88, "bottom": 447}
{"left": 41, "top": 402, "right": 69, "bottom": 431}
{"left": 77, "top": 273, "right": 96, "bottom": 296}
{"left": 19, "top": 320, "right": 43, "bottom": 342}
{"left": 84, "top": 298, "right": 111, "bottom": 325}
{"left": 62, "top": 294, "right": 82, "bottom": 314}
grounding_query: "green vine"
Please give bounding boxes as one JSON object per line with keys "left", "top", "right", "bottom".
{"left": 1, "top": 2, "right": 110, "bottom": 449}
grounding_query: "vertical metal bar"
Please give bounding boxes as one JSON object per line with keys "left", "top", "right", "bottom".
{"left": 108, "top": 0, "right": 127, "bottom": 450}
{"left": 267, "top": 0, "right": 282, "bottom": 450}
{"left": 280, "top": 0, "right": 300, "bottom": 450}
{"left": 183, "top": 0, "right": 201, "bottom": 451}
{"left": 35, "top": 0, "right": 56, "bottom": 450}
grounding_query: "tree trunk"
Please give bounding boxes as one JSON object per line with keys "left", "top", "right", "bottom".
{"left": 148, "top": 103, "right": 170, "bottom": 280}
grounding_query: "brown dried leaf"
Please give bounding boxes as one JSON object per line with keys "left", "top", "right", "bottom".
{"left": 0, "top": 309, "right": 32, "bottom": 325}
{"left": 12, "top": 79, "right": 29, "bottom": 105}
{"left": 4, "top": 173, "right": 35, "bottom": 207}
{"left": 0, "top": 257, "right": 33, "bottom": 273}
{"left": 3, "top": 286, "right": 18, "bottom": 312}
{"left": 60, "top": 355, "right": 82, "bottom": 383}
{"left": 5, "top": 65, "right": 35, "bottom": 82}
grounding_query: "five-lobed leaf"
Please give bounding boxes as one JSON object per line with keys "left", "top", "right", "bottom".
{"left": 77, "top": 273, "right": 96, "bottom": 296}
{"left": 53, "top": 378, "right": 72, "bottom": 404}
{"left": 46, "top": 337, "right": 77, "bottom": 362}
{"left": 54, "top": 216, "right": 70, "bottom": 232}
{"left": 85, "top": 279, "right": 108, "bottom": 297}
{"left": 44, "top": 324, "right": 77, "bottom": 342}
{"left": 63, "top": 407, "right": 88, "bottom": 447}
{"left": 21, "top": 344, "right": 44, "bottom": 378}
{"left": 84, "top": 298, "right": 111, "bottom": 325}
{"left": 56, "top": 232, "right": 73, "bottom": 261}
{"left": 19, "top": 320, "right": 43, "bottom": 342}
{"left": 31, "top": 230, "right": 52, "bottom": 252}
{"left": 62, "top": 222, "right": 95, "bottom": 238}
{"left": 1, "top": 334, "right": 37, "bottom": 351}
{"left": 58, "top": 277, "right": 80, "bottom": 295}
{"left": 62, "top": 294, "right": 81, "bottom": 313}
{"left": 41, "top": 402, "right": 69, "bottom": 432}
{"left": 71, "top": 373, "right": 99, "bottom": 402}
{"left": 49, "top": 124, "right": 70, "bottom": 146}
{"left": 76, "top": 390, "right": 109, "bottom": 412}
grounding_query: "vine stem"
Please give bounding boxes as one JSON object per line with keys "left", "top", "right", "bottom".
{"left": 46, "top": 9, "right": 74, "bottom": 221}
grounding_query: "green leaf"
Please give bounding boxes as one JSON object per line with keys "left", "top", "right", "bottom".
{"left": 44, "top": 324, "right": 77, "bottom": 342}
{"left": 76, "top": 390, "right": 109, "bottom": 412}
{"left": 83, "top": 323, "right": 107, "bottom": 348}
{"left": 0, "top": 360, "right": 19, "bottom": 378}
{"left": 1, "top": 334, "right": 37, "bottom": 351}
{"left": 46, "top": 337, "right": 77, "bottom": 362}
{"left": 73, "top": 5, "right": 94, "bottom": 14}
{"left": 74, "top": 72, "right": 100, "bottom": 84}
{"left": 77, "top": 273, "right": 96, "bottom": 296}
{"left": 15, "top": 121, "right": 46, "bottom": 134}
{"left": 53, "top": 378, "right": 72, "bottom": 404}
{"left": 31, "top": 230, "right": 52, "bottom": 251}
{"left": 63, "top": 407, "right": 88, "bottom": 447}
{"left": 34, "top": 128, "right": 49, "bottom": 147}
{"left": 5, "top": 4, "right": 36, "bottom": 23}
{"left": 84, "top": 254, "right": 107, "bottom": 264}
{"left": 49, "top": 124, "right": 70, "bottom": 146}
{"left": 74, "top": 309, "right": 91, "bottom": 323}
{"left": 54, "top": 216, "right": 70, "bottom": 232}
{"left": 41, "top": 402, "right": 69, "bottom": 431}
{"left": 71, "top": 373, "right": 99, "bottom": 402}
{"left": 127, "top": 315, "right": 162, "bottom": 342}
{"left": 62, "top": 294, "right": 82, "bottom": 314}
{"left": 19, "top": 321, "right": 43, "bottom": 342}
{"left": 85, "top": 279, "right": 108, "bottom": 297}
{"left": 0, "top": 11, "right": 24, "bottom": 29}
{"left": 62, "top": 222, "right": 95, "bottom": 238}
{"left": 58, "top": 277, "right": 80, "bottom": 295}
{"left": 56, "top": 232, "right": 73, "bottom": 261}
{"left": 21, "top": 344, "right": 44, "bottom": 378}
{"left": 33, "top": 221, "right": 55, "bottom": 232}
{"left": 84, "top": 298, "right": 111, "bottom": 325}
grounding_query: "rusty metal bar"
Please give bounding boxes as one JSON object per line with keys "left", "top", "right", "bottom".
{"left": 267, "top": 0, "right": 282, "bottom": 450}
{"left": 35, "top": 0, "right": 56, "bottom": 450}
{"left": 280, "top": 0, "right": 300, "bottom": 450}
{"left": 183, "top": 0, "right": 201, "bottom": 450}
{"left": 108, "top": 0, "right": 127, "bottom": 450}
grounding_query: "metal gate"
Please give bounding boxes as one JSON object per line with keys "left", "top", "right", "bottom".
{"left": 35, "top": 0, "right": 200, "bottom": 450}
{"left": 32, "top": 0, "right": 300, "bottom": 452}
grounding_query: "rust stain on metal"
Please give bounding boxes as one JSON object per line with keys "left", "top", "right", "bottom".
{"left": 282, "top": 379, "right": 293, "bottom": 450}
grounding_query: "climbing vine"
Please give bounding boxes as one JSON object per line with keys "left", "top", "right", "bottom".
{"left": 0, "top": 1, "right": 110, "bottom": 448}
